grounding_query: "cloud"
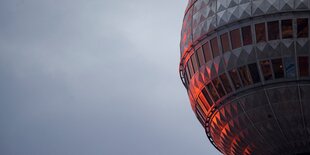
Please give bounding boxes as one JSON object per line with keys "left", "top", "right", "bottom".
{"left": 0, "top": 0, "right": 219, "bottom": 155}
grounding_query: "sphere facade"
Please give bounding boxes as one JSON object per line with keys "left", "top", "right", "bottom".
{"left": 179, "top": 0, "right": 310, "bottom": 155}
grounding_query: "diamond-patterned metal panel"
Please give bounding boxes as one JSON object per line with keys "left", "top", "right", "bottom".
{"left": 296, "top": 39, "right": 310, "bottom": 56}
{"left": 181, "top": 0, "right": 310, "bottom": 55}
{"left": 180, "top": 0, "right": 310, "bottom": 154}
{"left": 295, "top": 0, "right": 309, "bottom": 9}
{"left": 181, "top": 8, "right": 193, "bottom": 56}
{"left": 280, "top": 0, "right": 294, "bottom": 11}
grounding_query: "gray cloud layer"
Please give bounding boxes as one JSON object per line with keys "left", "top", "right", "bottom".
{"left": 0, "top": 0, "right": 219, "bottom": 154}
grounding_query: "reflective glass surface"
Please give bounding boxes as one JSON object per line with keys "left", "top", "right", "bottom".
{"left": 255, "top": 23, "right": 267, "bottom": 43}
{"left": 268, "top": 21, "right": 280, "bottom": 40}
{"left": 191, "top": 54, "right": 199, "bottom": 73}
{"left": 283, "top": 57, "right": 296, "bottom": 78}
{"left": 260, "top": 60, "right": 273, "bottom": 81}
{"left": 206, "top": 83, "right": 219, "bottom": 102}
{"left": 197, "top": 97, "right": 209, "bottom": 115}
{"left": 221, "top": 33, "right": 230, "bottom": 53}
{"left": 203, "top": 42, "right": 212, "bottom": 62}
{"left": 297, "top": 18, "right": 309, "bottom": 38}
{"left": 242, "top": 26, "right": 253, "bottom": 45}
{"left": 211, "top": 37, "right": 220, "bottom": 57}
{"left": 186, "top": 65, "right": 191, "bottom": 80}
{"left": 272, "top": 59, "right": 284, "bottom": 79}
{"left": 238, "top": 66, "right": 253, "bottom": 86}
{"left": 196, "top": 104, "right": 206, "bottom": 124}
{"left": 281, "top": 19, "right": 293, "bottom": 39}
{"left": 196, "top": 103, "right": 206, "bottom": 118}
{"left": 248, "top": 63, "right": 261, "bottom": 83}
{"left": 219, "top": 73, "right": 233, "bottom": 94}
{"left": 229, "top": 69, "right": 242, "bottom": 90}
{"left": 183, "top": 70, "right": 189, "bottom": 86}
{"left": 212, "top": 77, "right": 226, "bottom": 97}
{"left": 230, "top": 29, "right": 241, "bottom": 49}
{"left": 299, "top": 56, "right": 309, "bottom": 77}
{"left": 196, "top": 47, "right": 205, "bottom": 67}
{"left": 187, "top": 58, "right": 195, "bottom": 78}
{"left": 201, "top": 88, "right": 214, "bottom": 107}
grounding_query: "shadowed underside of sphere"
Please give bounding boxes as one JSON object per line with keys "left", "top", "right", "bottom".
{"left": 179, "top": 0, "right": 310, "bottom": 155}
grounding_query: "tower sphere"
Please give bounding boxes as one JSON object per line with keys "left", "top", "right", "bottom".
{"left": 179, "top": 0, "right": 310, "bottom": 154}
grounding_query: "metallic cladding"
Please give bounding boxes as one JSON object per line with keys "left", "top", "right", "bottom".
{"left": 179, "top": 0, "right": 310, "bottom": 154}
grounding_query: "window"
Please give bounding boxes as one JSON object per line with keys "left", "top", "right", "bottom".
{"left": 283, "top": 57, "right": 296, "bottom": 78}
{"left": 238, "top": 66, "right": 253, "bottom": 86}
{"left": 184, "top": 75, "right": 189, "bottom": 86}
{"left": 299, "top": 56, "right": 309, "bottom": 77}
{"left": 242, "top": 26, "right": 253, "bottom": 45}
{"left": 196, "top": 103, "right": 206, "bottom": 118}
{"left": 203, "top": 42, "right": 212, "bottom": 62}
{"left": 221, "top": 33, "right": 230, "bottom": 53}
{"left": 182, "top": 70, "right": 189, "bottom": 86}
{"left": 196, "top": 48, "right": 205, "bottom": 67}
{"left": 187, "top": 59, "right": 195, "bottom": 78}
{"left": 186, "top": 65, "right": 191, "bottom": 81}
{"left": 196, "top": 104, "right": 206, "bottom": 124}
{"left": 206, "top": 83, "right": 219, "bottom": 102}
{"left": 297, "top": 18, "right": 309, "bottom": 38}
{"left": 212, "top": 78, "right": 226, "bottom": 97}
{"left": 260, "top": 60, "right": 273, "bottom": 81}
{"left": 191, "top": 54, "right": 199, "bottom": 73}
{"left": 229, "top": 69, "right": 242, "bottom": 90}
{"left": 272, "top": 59, "right": 284, "bottom": 79}
{"left": 281, "top": 19, "right": 293, "bottom": 39}
{"left": 197, "top": 97, "right": 209, "bottom": 115}
{"left": 198, "top": 93, "right": 211, "bottom": 111}
{"left": 248, "top": 63, "right": 261, "bottom": 83}
{"left": 201, "top": 88, "right": 213, "bottom": 107}
{"left": 230, "top": 29, "right": 242, "bottom": 49}
{"left": 210, "top": 37, "right": 220, "bottom": 57}
{"left": 255, "top": 23, "right": 266, "bottom": 43}
{"left": 219, "top": 73, "right": 233, "bottom": 94}
{"left": 268, "top": 21, "right": 280, "bottom": 40}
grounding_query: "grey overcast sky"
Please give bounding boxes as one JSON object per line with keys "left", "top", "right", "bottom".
{"left": 0, "top": 0, "right": 219, "bottom": 155}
